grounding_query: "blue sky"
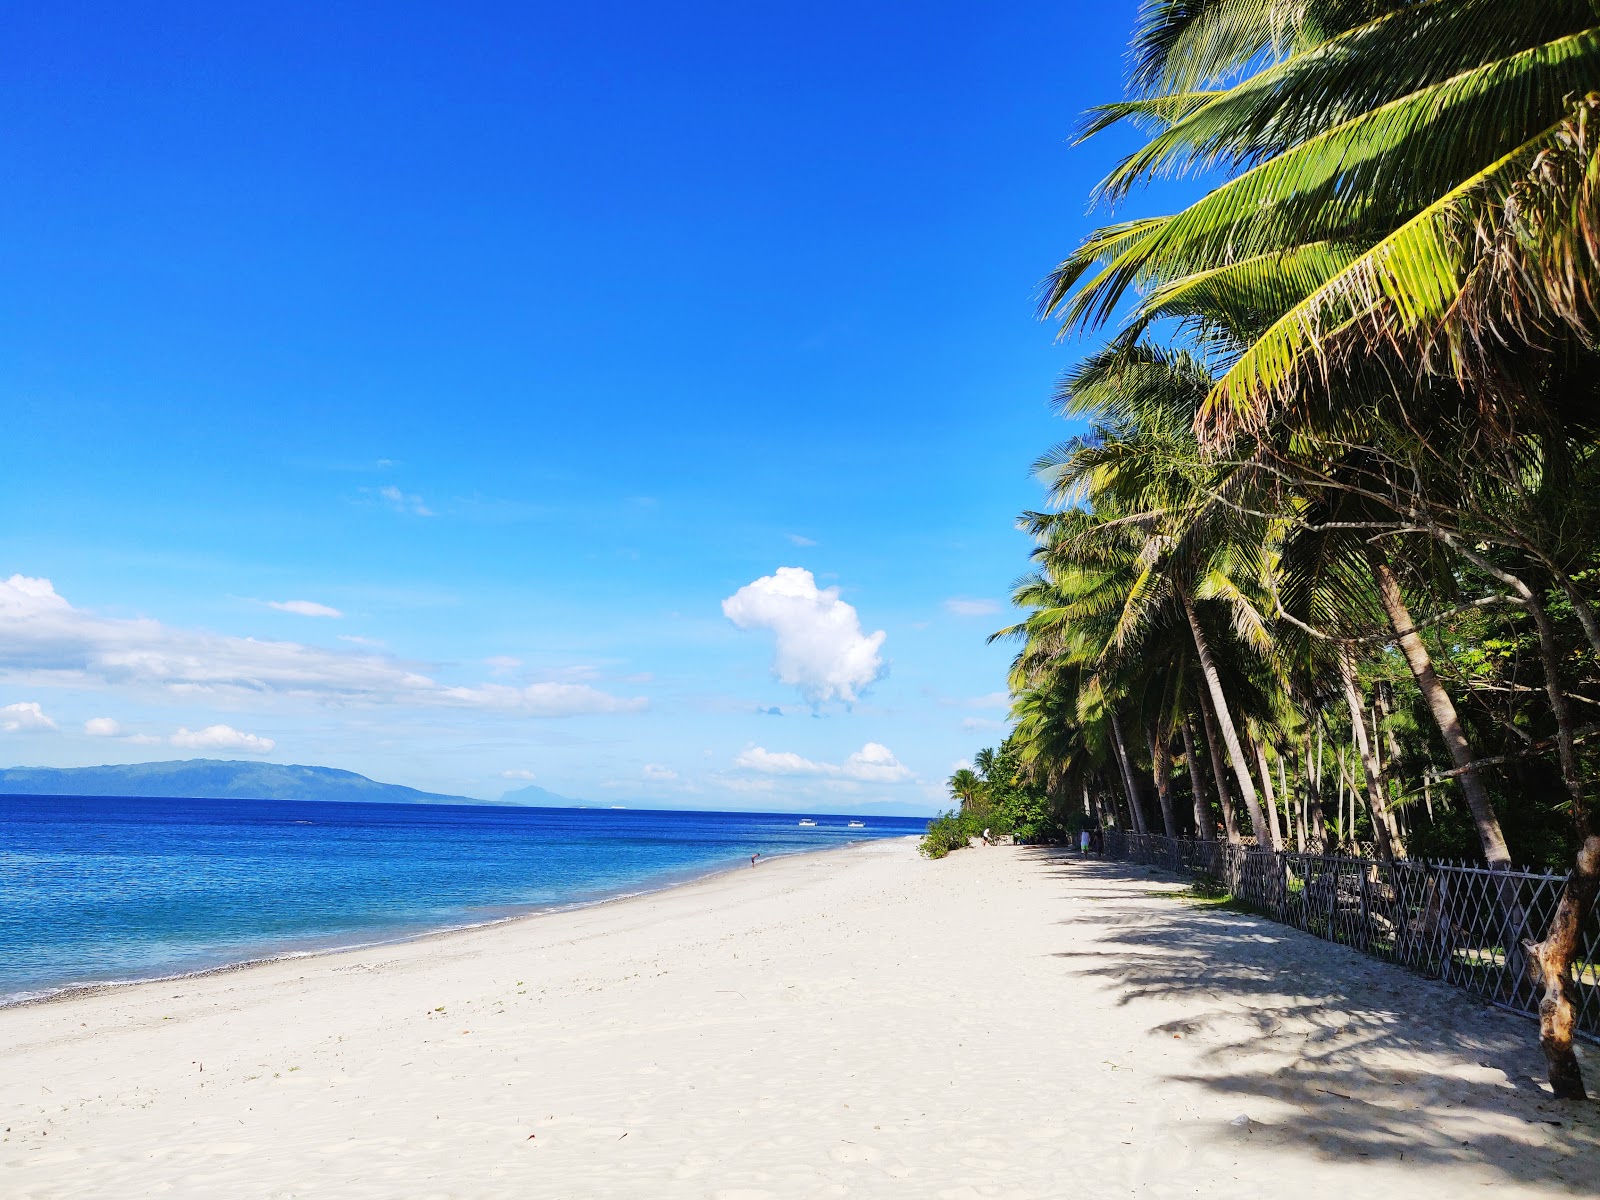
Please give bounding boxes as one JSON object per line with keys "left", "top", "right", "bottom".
{"left": 1, "top": 1, "right": 1144, "bottom": 814}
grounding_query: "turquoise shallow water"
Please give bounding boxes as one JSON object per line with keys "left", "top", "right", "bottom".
{"left": 0, "top": 794, "right": 925, "bottom": 1002}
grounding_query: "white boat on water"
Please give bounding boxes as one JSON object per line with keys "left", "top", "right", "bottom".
{"left": 847, "top": 821, "right": 864, "bottom": 828}
{"left": 797, "top": 818, "right": 817, "bottom": 827}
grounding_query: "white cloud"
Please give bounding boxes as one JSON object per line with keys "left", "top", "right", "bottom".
{"left": 962, "top": 716, "right": 1004, "bottom": 732}
{"left": 969, "top": 692, "right": 1010, "bottom": 710}
{"left": 944, "top": 598, "right": 1001, "bottom": 618}
{"left": 1, "top": 701, "right": 57, "bottom": 732}
{"left": 843, "top": 742, "right": 914, "bottom": 782}
{"left": 733, "top": 741, "right": 912, "bottom": 784}
{"left": 642, "top": 763, "right": 680, "bottom": 782}
{"left": 734, "top": 745, "right": 824, "bottom": 775}
{"left": 485, "top": 656, "right": 522, "bottom": 676}
{"left": 84, "top": 716, "right": 122, "bottom": 737}
{"left": 786, "top": 534, "right": 818, "bottom": 547}
{"left": 377, "top": 485, "right": 434, "bottom": 517}
{"left": 722, "top": 567, "right": 886, "bottom": 705}
{"left": 126, "top": 733, "right": 163, "bottom": 745}
{"left": 171, "top": 724, "right": 276, "bottom": 754}
{"left": 268, "top": 599, "right": 344, "bottom": 618}
{"left": 0, "top": 574, "right": 647, "bottom": 718}
{"left": 501, "top": 768, "right": 537, "bottom": 780}
{"left": 436, "top": 682, "right": 647, "bottom": 717}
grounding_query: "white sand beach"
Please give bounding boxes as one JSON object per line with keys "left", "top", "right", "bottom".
{"left": 3, "top": 838, "right": 1596, "bottom": 1198}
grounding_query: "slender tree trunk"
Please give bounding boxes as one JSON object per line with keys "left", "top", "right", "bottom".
{"left": 1181, "top": 715, "right": 1213, "bottom": 840}
{"left": 1370, "top": 556, "right": 1510, "bottom": 867}
{"left": 1338, "top": 648, "right": 1403, "bottom": 860}
{"left": 1282, "top": 755, "right": 1305, "bottom": 852}
{"left": 1369, "top": 706, "right": 1404, "bottom": 848}
{"left": 1109, "top": 713, "right": 1147, "bottom": 835}
{"left": 1197, "top": 686, "right": 1240, "bottom": 845}
{"left": 1148, "top": 727, "right": 1179, "bottom": 838}
{"left": 1253, "top": 736, "right": 1284, "bottom": 851}
{"left": 1180, "top": 590, "right": 1270, "bottom": 843}
{"left": 1307, "top": 725, "right": 1327, "bottom": 851}
{"left": 1523, "top": 591, "right": 1588, "bottom": 821}
{"left": 1526, "top": 835, "right": 1600, "bottom": 1100}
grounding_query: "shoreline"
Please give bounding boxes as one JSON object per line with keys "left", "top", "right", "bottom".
{"left": 1, "top": 835, "right": 904, "bottom": 1012}
{"left": 5, "top": 840, "right": 1594, "bottom": 1198}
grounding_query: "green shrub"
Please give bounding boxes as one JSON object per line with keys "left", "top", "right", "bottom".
{"left": 919, "top": 810, "right": 976, "bottom": 859}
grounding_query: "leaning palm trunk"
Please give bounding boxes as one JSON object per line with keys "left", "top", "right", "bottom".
{"left": 1251, "top": 735, "right": 1284, "bottom": 851}
{"left": 1515, "top": 587, "right": 1599, "bottom": 1099}
{"left": 1197, "top": 688, "right": 1241, "bottom": 845}
{"left": 1370, "top": 556, "right": 1511, "bottom": 868}
{"left": 1148, "top": 727, "right": 1179, "bottom": 837}
{"left": 1181, "top": 716, "right": 1214, "bottom": 840}
{"left": 1337, "top": 648, "right": 1404, "bottom": 860}
{"left": 1180, "top": 589, "right": 1270, "bottom": 843}
{"left": 1526, "top": 835, "right": 1600, "bottom": 1101}
{"left": 1109, "top": 712, "right": 1148, "bottom": 835}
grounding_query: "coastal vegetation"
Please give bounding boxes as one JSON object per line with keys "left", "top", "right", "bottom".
{"left": 945, "top": 0, "right": 1600, "bottom": 1100}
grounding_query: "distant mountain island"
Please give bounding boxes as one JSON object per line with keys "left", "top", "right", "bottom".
{"left": 498, "top": 782, "right": 580, "bottom": 806}
{"left": 0, "top": 759, "right": 580, "bottom": 808}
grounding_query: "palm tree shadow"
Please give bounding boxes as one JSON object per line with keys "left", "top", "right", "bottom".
{"left": 1020, "top": 847, "right": 1600, "bottom": 1189}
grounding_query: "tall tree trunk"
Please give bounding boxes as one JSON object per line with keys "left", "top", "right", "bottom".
{"left": 1197, "top": 686, "right": 1241, "bottom": 845}
{"left": 1517, "top": 586, "right": 1598, "bottom": 1098}
{"left": 1369, "top": 706, "right": 1405, "bottom": 848}
{"left": 1181, "top": 715, "right": 1213, "bottom": 840}
{"left": 1307, "top": 724, "right": 1327, "bottom": 851}
{"left": 1109, "top": 713, "right": 1147, "bottom": 835}
{"left": 1252, "top": 736, "right": 1284, "bottom": 850}
{"left": 1338, "top": 648, "right": 1404, "bottom": 860}
{"left": 1282, "top": 754, "right": 1305, "bottom": 852}
{"left": 1148, "top": 727, "right": 1179, "bottom": 838}
{"left": 1523, "top": 590, "right": 1588, "bottom": 823}
{"left": 1180, "top": 589, "right": 1270, "bottom": 843}
{"left": 1370, "top": 556, "right": 1510, "bottom": 867}
{"left": 1526, "top": 836, "right": 1600, "bottom": 1100}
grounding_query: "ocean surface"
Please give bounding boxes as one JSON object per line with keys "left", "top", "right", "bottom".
{"left": 0, "top": 795, "right": 927, "bottom": 1004}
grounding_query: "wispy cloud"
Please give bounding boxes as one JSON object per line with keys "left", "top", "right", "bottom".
{"left": 501, "top": 768, "right": 537, "bottom": 780}
{"left": 268, "top": 599, "right": 344, "bottom": 618}
{"left": 0, "top": 574, "right": 648, "bottom": 718}
{"left": 84, "top": 716, "right": 122, "bottom": 737}
{"left": 733, "top": 741, "right": 912, "bottom": 783}
{"left": 376, "top": 485, "right": 434, "bottom": 517}
{"left": 943, "top": 597, "right": 1001, "bottom": 618}
{"left": 786, "top": 533, "right": 818, "bottom": 547}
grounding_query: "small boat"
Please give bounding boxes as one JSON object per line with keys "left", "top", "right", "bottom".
{"left": 797, "top": 818, "right": 817, "bottom": 827}
{"left": 847, "top": 821, "right": 865, "bottom": 828}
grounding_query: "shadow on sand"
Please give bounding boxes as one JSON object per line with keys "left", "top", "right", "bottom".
{"left": 1021, "top": 846, "right": 1600, "bottom": 1190}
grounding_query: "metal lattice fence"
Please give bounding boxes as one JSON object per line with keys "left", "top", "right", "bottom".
{"left": 1101, "top": 831, "right": 1600, "bottom": 1038}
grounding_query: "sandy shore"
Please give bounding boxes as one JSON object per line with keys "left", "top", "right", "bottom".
{"left": 3, "top": 838, "right": 1596, "bottom": 1198}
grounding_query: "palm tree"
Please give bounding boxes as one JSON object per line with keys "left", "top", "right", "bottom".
{"left": 948, "top": 768, "right": 983, "bottom": 811}
{"left": 1035, "top": 0, "right": 1600, "bottom": 1098}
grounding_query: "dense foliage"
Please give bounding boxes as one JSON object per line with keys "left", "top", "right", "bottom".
{"left": 947, "top": 0, "right": 1600, "bottom": 1099}
{"left": 921, "top": 739, "right": 1081, "bottom": 857}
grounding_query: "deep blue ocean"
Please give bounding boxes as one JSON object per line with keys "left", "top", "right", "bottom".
{"left": 0, "top": 795, "right": 926, "bottom": 1003}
